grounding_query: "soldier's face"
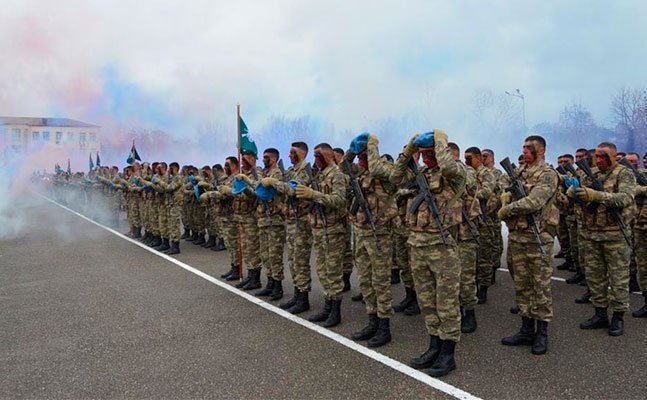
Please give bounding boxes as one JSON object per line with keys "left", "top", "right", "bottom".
{"left": 643, "top": 157, "right": 647, "bottom": 168}
{"left": 358, "top": 152, "right": 368, "bottom": 169}
{"left": 289, "top": 147, "right": 300, "bottom": 165}
{"left": 314, "top": 150, "right": 328, "bottom": 169}
{"left": 262, "top": 153, "right": 275, "bottom": 169}
{"left": 334, "top": 152, "right": 343, "bottom": 164}
{"left": 522, "top": 141, "right": 543, "bottom": 165}
{"left": 482, "top": 152, "right": 494, "bottom": 167}
{"left": 575, "top": 151, "right": 587, "bottom": 162}
{"left": 626, "top": 154, "right": 639, "bottom": 169}
{"left": 242, "top": 155, "right": 255, "bottom": 171}
{"left": 420, "top": 149, "right": 437, "bottom": 168}
{"left": 557, "top": 157, "right": 568, "bottom": 167}
{"left": 595, "top": 147, "right": 614, "bottom": 171}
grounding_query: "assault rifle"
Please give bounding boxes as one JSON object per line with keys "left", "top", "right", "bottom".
{"left": 575, "top": 158, "right": 632, "bottom": 247}
{"left": 407, "top": 158, "right": 449, "bottom": 246}
{"left": 462, "top": 207, "right": 481, "bottom": 246}
{"left": 304, "top": 162, "right": 328, "bottom": 244}
{"left": 341, "top": 159, "right": 381, "bottom": 251}
{"left": 618, "top": 158, "right": 647, "bottom": 186}
{"left": 500, "top": 157, "right": 546, "bottom": 256}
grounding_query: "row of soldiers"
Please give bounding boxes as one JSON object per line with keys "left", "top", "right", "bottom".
{"left": 44, "top": 132, "right": 647, "bottom": 379}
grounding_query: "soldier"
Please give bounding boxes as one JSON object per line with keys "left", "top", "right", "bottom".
{"left": 254, "top": 148, "right": 287, "bottom": 301}
{"left": 210, "top": 164, "right": 227, "bottom": 252}
{"left": 626, "top": 152, "right": 642, "bottom": 293}
{"left": 343, "top": 133, "right": 396, "bottom": 347}
{"left": 149, "top": 162, "right": 184, "bottom": 254}
{"left": 180, "top": 165, "right": 193, "bottom": 240}
{"left": 233, "top": 151, "right": 263, "bottom": 290}
{"left": 632, "top": 152, "right": 647, "bottom": 317}
{"left": 390, "top": 129, "right": 466, "bottom": 378}
{"left": 466, "top": 147, "right": 496, "bottom": 304}
{"left": 570, "top": 142, "right": 636, "bottom": 336}
{"left": 199, "top": 165, "right": 218, "bottom": 249}
{"left": 555, "top": 154, "right": 576, "bottom": 272}
{"left": 274, "top": 142, "right": 313, "bottom": 314}
{"left": 481, "top": 149, "right": 504, "bottom": 285}
{"left": 296, "top": 143, "right": 348, "bottom": 328}
{"left": 334, "top": 147, "right": 355, "bottom": 292}
{"left": 499, "top": 135, "right": 559, "bottom": 355}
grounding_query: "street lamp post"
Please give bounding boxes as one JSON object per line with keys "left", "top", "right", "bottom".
{"left": 505, "top": 89, "right": 526, "bottom": 128}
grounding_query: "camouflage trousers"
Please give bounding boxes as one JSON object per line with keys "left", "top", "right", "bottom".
{"left": 393, "top": 226, "right": 413, "bottom": 287}
{"left": 126, "top": 195, "right": 141, "bottom": 229}
{"left": 165, "top": 203, "right": 182, "bottom": 242}
{"left": 581, "top": 236, "right": 630, "bottom": 313}
{"left": 181, "top": 200, "right": 190, "bottom": 231}
{"left": 259, "top": 224, "right": 286, "bottom": 280}
{"left": 239, "top": 216, "right": 261, "bottom": 271}
{"left": 409, "top": 237, "right": 461, "bottom": 342}
{"left": 557, "top": 214, "right": 572, "bottom": 261}
{"left": 635, "top": 228, "right": 647, "bottom": 291}
{"left": 313, "top": 228, "right": 345, "bottom": 301}
{"left": 191, "top": 203, "right": 206, "bottom": 234}
{"left": 507, "top": 236, "right": 554, "bottom": 322}
{"left": 566, "top": 216, "right": 579, "bottom": 269}
{"left": 149, "top": 199, "right": 160, "bottom": 236}
{"left": 158, "top": 204, "right": 169, "bottom": 239}
{"left": 207, "top": 204, "right": 220, "bottom": 238}
{"left": 219, "top": 216, "right": 240, "bottom": 267}
{"left": 492, "top": 218, "right": 503, "bottom": 269}
{"left": 355, "top": 232, "right": 393, "bottom": 318}
{"left": 286, "top": 219, "right": 313, "bottom": 292}
{"left": 342, "top": 222, "right": 354, "bottom": 274}
{"left": 476, "top": 220, "right": 496, "bottom": 287}
{"left": 458, "top": 239, "right": 479, "bottom": 310}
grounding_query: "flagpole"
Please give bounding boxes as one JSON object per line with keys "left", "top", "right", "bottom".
{"left": 236, "top": 104, "right": 244, "bottom": 281}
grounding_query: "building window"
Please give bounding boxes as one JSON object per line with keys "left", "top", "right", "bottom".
{"left": 89, "top": 132, "right": 96, "bottom": 142}
{"left": 66, "top": 132, "right": 74, "bottom": 142}
{"left": 43, "top": 131, "right": 50, "bottom": 141}
{"left": 55, "top": 132, "right": 62, "bottom": 144}
{"left": 12, "top": 129, "right": 21, "bottom": 142}
{"left": 79, "top": 133, "right": 86, "bottom": 148}
{"left": 32, "top": 132, "right": 40, "bottom": 141}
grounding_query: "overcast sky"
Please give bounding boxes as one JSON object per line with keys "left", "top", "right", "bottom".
{"left": 1, "top": 0, "right": 646, "bottom": 153}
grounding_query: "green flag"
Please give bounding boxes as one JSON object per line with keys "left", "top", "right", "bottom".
{"left": 239, "top": 116, "right": 257, "bottom": 157}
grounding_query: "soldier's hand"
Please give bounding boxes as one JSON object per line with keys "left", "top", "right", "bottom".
{"left": 500, "top": 191, "right": 512, "bottom": 206}
{"left": 566, "top": 185, "right": 576, "bottom": 199}
{"left": 261, "top": 177, "right": 279, "bottom": 188}
{"left": 575, "top": 187, "right": 603, "bottom": 202}
{"left": 497, "top": 205, "right": 512, "bottom": 220}
{"left": 404, "top": 134, "right": 420, "bottom": 156}
{"left": 236, "top": 173, "right": 253, "bottom": 186}
{"left": 199, "top": 193, "right": 209, "bottom": 202}
{"left": 219, "top": 185, "right": 233, "bottom": 195}
{"left": 635, "top": 185, "right": 647, "bottom": 196}
{"left": 295, "top": 185, "right": 317, "bottom": 200}
{"left": 198, "top": 181, "right": 210, "bottom": 188}
{"left": 433, "top": 129, "right": 448, "bottom": 146}
{"left": 367, "top": 134, "right": 379, "bottom": 146}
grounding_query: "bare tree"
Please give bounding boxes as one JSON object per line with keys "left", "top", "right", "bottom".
{"left": 611, "top": 87, "right": 647, "bottom": 151}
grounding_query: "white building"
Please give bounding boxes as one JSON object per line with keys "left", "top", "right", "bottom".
{"left": 1, "top": 117, "right": 101, "bottom": 159}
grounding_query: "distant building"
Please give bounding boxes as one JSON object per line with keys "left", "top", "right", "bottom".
{"left": 1, "top": 117, "right": 101, "bottom": 159}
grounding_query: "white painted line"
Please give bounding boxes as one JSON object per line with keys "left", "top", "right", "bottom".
{"left": 37, "top": 193, "right": 481, "bottom": 400}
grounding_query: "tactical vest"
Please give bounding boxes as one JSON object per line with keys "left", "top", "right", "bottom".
{"left": 349, "top": 169, "right": 397, "bottom": 229}
{"left": 309, "top": 164, "right": 346, "bottom": 228}
{"left": 406, "top": 167, "right": 462, "bottom": 233}
{"left": 581, "top": 165, "right": 636, "bottom": 231}
{"left": 256, "top": 167, "right": 285, "bottom": 219}
{"left": 506, "top": 163, "right": 559, "bottom": 235}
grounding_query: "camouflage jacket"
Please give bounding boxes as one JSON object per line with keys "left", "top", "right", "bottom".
{"left": 277, "top": 159, "right": 312, "bottom": 221}
{"left": 308, "top": 163, "right": 348, "bottom": 233}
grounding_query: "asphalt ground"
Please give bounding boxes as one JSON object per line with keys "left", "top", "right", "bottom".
{"left": 1, "top": 194, "right": 647, "bottom": 399}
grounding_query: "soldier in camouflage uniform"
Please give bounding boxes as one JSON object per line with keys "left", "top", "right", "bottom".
{"left": 274, "top": 142, "right": 313, "bottom": 314}
{"left": 198, "top": 166, "right": 218, "bottom": 249}
{"left": 343, "top": 134, "right": 397, "bottom": 347}
{"left": 180, "top": 166, "right": 193, "bottom": 240}
{"left": 334, "top": 147, "right": 355, "bottom": 292}
{"left": 390, "top": 129, "right": 466, "bottom": 378}
{"left": 633, "top": 153, "right": 647, "bottom": 318}
{"left": 499, "top": 135, "right": 558, "bottom": 356}
{"left": 143, "top": 162, "right": 184, "bottom": 254}
{"left": 466, "top": 147, "right": 497, "bottom": 304}
{"left": 481, "top": 149, "right": 505, "bottom": 287}
{"left": 296, "top": 143, "right": 348, "bottom": 328}
{"left": 569, "top": 142, "right": 636, "bottom": 336}
{"left": 253, "top": 148, "right": 287, "bottom": 301}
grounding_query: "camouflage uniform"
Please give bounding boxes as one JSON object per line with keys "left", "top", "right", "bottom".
{"left": 393, "top": 189, "right": 414, "bottom": 287}
{"left": 635, "top": 172, "right": 647, "bottom": 293}
{"left": 235, "top": 167, "right": 263, "bottom": 273}
{"left": 501, "top": 160, "right": 559, "bottom": 322}
{"left": 346, "top": 143, "right": 397, "bottom": 319}
{"left": 475, "top": 165, "right": 497, "bottom": 288}
{"left": 488, "top": 167, "right": 504, "bottom": 270}
{"left": 203, "top": 174, "right": 240, "bottom": 267}
{"left": 458, "top": 165, "right": 481, "bottom": 311}
{"left": 578, "top": 164, "right": 636, "bottom": 313}
{"left": 158, "top": 173, "right": 184, "bottom": 242}
{"left": 390, "top": 133, "right": 466, "bottom": 342}
{"left": 257, "top": 166, "right": 286, "bottom": 281}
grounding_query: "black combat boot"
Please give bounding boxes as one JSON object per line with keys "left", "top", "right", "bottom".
{"left": 351, "top": 293, "right": 364, "bottom": 302}
{"left": 167, "top": 241, "right": 180, "bottom": 255}
{"left": 566, "top": 269, "right": 585, "bottom": 284}
{"left": 477, "top": 285, "right": 488, "bottom": 304}
{"left": 502, "top": 317, "right": 535, "bottom": 346}
{"left": 580, "top": 307, "right": 609, "bottom": 329}
{"left": 213, "top": 237, "right": 226, "bottom": 251}
{"left": 391, "top": 268, "right": 401, "bottom": 284}
{"left": 242, "top": 269, "right": 262, "bottom": 290}
{"left": 255, "top": 277, "right": 275, "bottom": 297}
{"left": 629, "top": 273, "right": 640, "bottom": 293}
{"left": 181, "top": 229, "right": 190, "bottom": 240}
{"left": 288, "top": 291, "right": 310, "bottom": 314}
{"left": 280, "top": 287, "right": 299, "bottom": 310}
{"left": 426, "top": 339, "right": 457, "bottom": 377}
{"left": 186, "top": 231, "right": 196, "bottom": 242}
{"left": 510, "top": 304, "right": 520, "bottom": 314}
{"left": 403, "top": 297, "right": 421, "bottom": 316}
{"left": 235, "top": 270, "right": 253, "bottom": 288}
{"left": 461, "top": 309, "right": 477, "bottom": 334}
{"left": 557, "top": 258, "right": 573, "bottom": 271}
{"left": 491, "top": 266, "right": 497, "bottom": 285}
{"left": 394, "top": 286, "right": 415, "bottom": 313}
{"left": 133, "top": 227, "right": 142, "bottom": 239}
{"left": 342, "top": 272, "right": 352, "bottom": 292}
{"left": 194, "top": 233, "right": 206, "bottom": 246}
{"left": 532, "top": 320, "right": 548, "bottom": 355}
{"left": 367, "top": 318, "right": 392, "bottom": 348}
{"left": 141, "top": 231, "right": 152, "bottom": 244}
{"left": 157, "top": 238, "right": 170, "bottom": 252}
{"left": 202, "top": 236, "right": 216, "bottom": 248}
{"left": 226, "top": 266, "right": 240, "bottom": 281}
{"left": 632, "top": 292, "right": 647, "bottom": 318}
{"left": 322, "top": 299, "right": 342, "bottom": 328}
{"left": 269, "top": 280, "right": 283, "bottom": 301}
{"left": 308, "top": 299, "right": 332, "bottom": 322}
{"left": 410, "top": 335, "right": 441, "bottom": 369}
{"left": 149, "top": 235, "right": 162, "bottom": 248}
{"left": 221, "top": 264, "right": 235, "bottom": 279}
{"left": 575, "top": 288, "right": 591, "bottom": 304}
{"left": 609, "top": 312, "right": 625, "bottom": 336}
{"left": 351, "top": 314, "right": 379, "bottom": 341}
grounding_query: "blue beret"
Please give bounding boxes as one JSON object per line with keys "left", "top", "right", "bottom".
{"left": 350, "top": 132, "right": 371, "bottom": 154}
{"left": 413, "top": 132, "right": 435, "bottom": 148}
{"left": 232, "top": 178, "right": 249, "bottom": 195}
{"left": 255, "top": 184, "right": 277, "bottom": 202}
{"left": 288, "top": 180, "right": 299, "bottom": 190}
